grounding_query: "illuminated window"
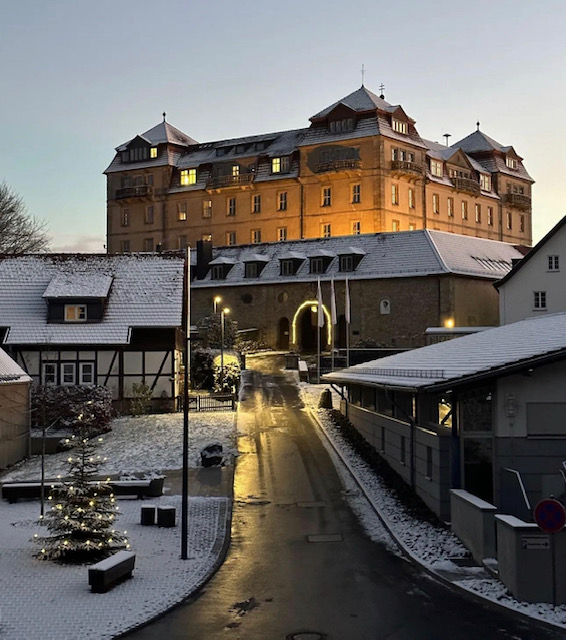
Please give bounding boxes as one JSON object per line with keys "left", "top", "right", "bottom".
{"left": 352, "top": 184, "right": 361, "bottom": 204}
{"left": 431, "top": 160, "right": 443, "bottom": 178}
{"left": 201, "top": 234, "right": 212, "bottom": 242}
{"left": 252, "top": 194, "right": 261, "bottom": 213}
{"left": 252, "top": 229, "right": 261, "bottom": 244}
{"left": 180, "top": 168, "right": 197, "bottom": 185}
{"left": 475, "top": 203, "right": 481, "bottom": 223}
{"left": 232, "top": 164, "right": 240, "bottom": 177}
{"left": 322, "top": 223, "right": 331, "bottom": 238}
{"left": 203, "top": 200, "right": 212, "bottom": 218}
{"left": 277, "top": 227, "right": 287, "bottom": 242}
{"left": 447, "top": 197, "right": 454, "bottom": 217}
{"left": 226, "top": 231, "right": 236, "bottom": 246}
{"left": 461, "top": 201, "right": 468, "bottom": 220}
{"left": 145, "top": 205, "right": 154, "bottom": 224}
{"left": 65, "top": 305, "right": 87, "bottom": 323}
{"left": 322, "top": 187, "right": 332, "bottom": 207}
{"left": 433, "top": 193, "right": 439, "bottom": 214}
{"left": 391, "top": 184, "right": 399, "bottom": 205}
{"left": 352, "top": 221, "right": 361, "bottom": 235}
{"left": 227, "top": 197, "right": 236, "bottom": 216}
{"left": 408, "top": 187, "right": 415, "bottom": 209}
{"left": 409, "top": 223, "right": 416, "bottom": 231}
{"left": 392, "top": 220, "right": 400, "bottom": 232}
{"left": 272, "top": 157, "right": 289, "bottom": 173}
{"left": 150, "top": 147, "right": 158, "bottom": 158}
{"left": 480, "top": 174, "right": 491, "bottom": 191}
{"left": 121, "top": 209, "right": 129, "bottom": 227}
{"left": 392, "top": 119, "right": 408, "bottom": 134}
{"left": 177, "top": 203, "right": 187, "bottom": 221}
{"left": 487, "top": 207, "right": 494, "bottom": 226}
{"left": 278, "top": 192, "right": 287, "bottom": 211}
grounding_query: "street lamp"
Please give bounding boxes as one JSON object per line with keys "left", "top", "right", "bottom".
{"left": 220, "top": 307, "right": 230, "bottom": 389}
{"left": 213, "top": 296, "right": 222, "bottom": 314}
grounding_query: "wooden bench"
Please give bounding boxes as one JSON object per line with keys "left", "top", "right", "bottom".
{"left": 88, "top": 550, "right": 136, "bottom": 593}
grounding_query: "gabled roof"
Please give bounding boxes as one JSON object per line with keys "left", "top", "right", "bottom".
{"left": 0, "top": 255, "right": 184, "bottom": 346}
{"left": 324, "top": 312, "right": 566, "bottom": 391}
{"left": 453, "top": 129, "right": 506, "bottom": 154}
{"left": 117, "top": 120, "right": 197, "bottom": 151}
{"left": 0, "top": 348, "right": 31, "bottom": 384}
{"left": 495, "top": 215, "right": 566, "bottom": 289}
{"left": 311, "top": 86, "right": 393, "bottom": 120}
{"left": 43, "top": 273, "right": 113, "bottom": 299}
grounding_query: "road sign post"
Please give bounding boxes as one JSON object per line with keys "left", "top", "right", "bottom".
{"left": 534, "top": 498, "right": 566, "bottom": 607}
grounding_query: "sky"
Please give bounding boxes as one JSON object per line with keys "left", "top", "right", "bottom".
{"left": 1, "top": 0, "right": 565, "bottom": 252}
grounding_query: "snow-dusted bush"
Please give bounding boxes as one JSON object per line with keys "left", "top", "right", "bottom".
{"left": 196, "top": 314, "right": 237, "bottom": 349}
{"left": 130, "top": 381, "right": 153, "bottom": 416}
{"left": 235, "top": 338, "right": 272, "bottom": 354}
{"left": 191, "top": 348, "right": 215, "bottom": 390}
{"left": 31, "top": 385, "right": 113, "bottom": 436}
{"left": 212, "top": 354, "right": 241, "bottom": 393}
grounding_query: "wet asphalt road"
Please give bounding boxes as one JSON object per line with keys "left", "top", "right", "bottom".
{"left": 125, "top": 355, "right": 563, "bottom": 640}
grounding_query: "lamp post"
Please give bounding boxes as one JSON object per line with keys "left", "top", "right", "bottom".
{"left": 220, "top": 307, "right": 230, "bottom": 390}
{"left": 213, "top": 296, "right": 222, "bottom": 314}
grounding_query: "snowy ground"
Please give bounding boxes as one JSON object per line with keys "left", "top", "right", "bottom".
{"left": 0, "top": 411, "right": 236, "bottom": 639}
{"left": 300, "top": 383, "right": 566, "bottom": 630}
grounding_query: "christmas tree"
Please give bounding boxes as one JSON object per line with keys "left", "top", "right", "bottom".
{"left": 34, "top": 428, "right": 129, "bottom": 562}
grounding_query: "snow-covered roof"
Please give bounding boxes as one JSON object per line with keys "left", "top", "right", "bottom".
{"left": 0, "top": 348, "right": 31, "bottom": 384}
{"left": 191, "top": 231, "right": 523, "bottom": 288}
{"left": 43, "top": 273, "right": 113, "bottom": 299}
{"left": 241, "top": 253, "right": 270, "bottom": 263}
{"left": 0, "top": 255, "right": 184, "bottom": 345}
{"left": 324, "top": 313, "right": 566, "bottom": 391}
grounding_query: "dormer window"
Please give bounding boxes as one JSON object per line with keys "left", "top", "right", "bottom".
{"left": 431, "top": 160, "right": 443, "bottom": 178}
{"left": 329, "top": 118, "right": 354, "bottom": 133}
{"left": 232, "top": 164, "right": 240, "bottom": 177}
{"left": 506, "top": 157, "right": 518, "bottom": 169}
{"left": 308, "top": 250, "right": 335, "bottom": 274}
{"left": 180, "top": 169, "right": 197, "bottom": 186}
{"left": 480, "top": 174, "right": 491, "bottom": 191}
{"left": 279, "top": 252, "right": 306, "bottom": 276}
{"left": 65, "top": 304, "right": 87, "bottom": 322}
{"left": 280, "top": 260, "right": 295, "bottom": 276}
{"left": 392, "top": 119, "right": 408, "bottom": 134}
{"left": 216, "top": 147, "right": 231, "bottom": 157}
{"left": 272, "top": 156, "right": 290, "bottom": 174}
{"left": 211, "top": 265, "right": 225, "bottom": 280}
{"left": 150, "top": 147, "right": 158, "bottom": 158}
{"left": 340, "top": 256, "right": 354, "bottom": 272}
{"left": 245, "top": 263, "right": 259, "bottom": 278}
{"left": 310, "top": 257, "right": 324, "bottom": 274}
{"left": 338, "top": 248, "right": 365, "bottom": 272}
{"left": 127, "top": 146, "right": 149, "bottom": 162}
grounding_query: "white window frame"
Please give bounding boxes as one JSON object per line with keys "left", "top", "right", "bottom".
{"left": 43, "top": 362, "right": 57, "bottom": 386}
{"left": 432, "top": 194, "right": 439, "bottom": 214}
{"left": 322, "top": 187, "right": 332, "bottom": 207}
{"left": 226, "top": 231, "right": 236, "bottom": 246}
{"left": 252, "top": 194, "right": 261, "bottom": 213}
{"left": 548, "top": 255, "right": 560, "bottom": 272}
{"left": 431, "top": 160, "right": 443, "bottom": 178}
{"left": 534, "top": 291, "right": 547, "bottom": 310}
{"left": 392, "top": 220, "right": 400, "bottom": 232}
{"left": 278, "top": 192, "right": 288, "bottom": 211}
{"left": 65, "top": 304, "right": 87, "bottom": 323}
{"left": 475, "top": 203, "right": 481, "bottom": 223}
{"left": 480, "top": 174, "right": 491, "bottom": 191}
{"left": 227, "top": 197, "right": 236, "bottom": 216}
{"left": 391, "top": 184, "right": 399, "bottom": 205}
{"left": 392, "top": 119, "right": 408, "bottom": 134}
{"left": 447, "top": 197, "right": 454, "bottom": 218}
{"left": 487, "top": 207, "right": 494, "bottom": 226}
{"left": 352, "top": 184, "right": 361, "bottom": 204}
{"left": 277, "top": 227, "right": 287, "bottom": 242}
{"left": 61, "top": 362, "right": 76, "bottom": 386}
{"left": 322, "top": 223, "right": 331, "bottom": 238}
{"left": 352, "top": 221, "right": 361, "bottom": 235}
{"left": 252, "top": 229, "right": 261, "bottom": 244}
{"left": 506, "top": 157, "right": 518, "bottom": 169}
{"left": 79, "top": 362, "right": 95, "bottom": 385}
{"left": 461, "top": 201, "right": 468, "bottom": 220}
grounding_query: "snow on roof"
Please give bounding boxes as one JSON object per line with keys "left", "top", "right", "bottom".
{"left": 43, "top": 273, "right": 113, "bottom": 299}
{"left": 191, "top": 231, "right": 522, "bottom": 289}
{"left": 0, "top": 348, "right": 31, "bottom": 384}
{"left": 0, "top": 255, "right": 184, "bottom": 346}
{"left": 307, "top": 249, "right": 336, "bottom": 258}
{"left": 241, "top": 253, "right": 270, "bottom": 263}
{"left": 324, "top": 313, "right": 566, "bottom": 391}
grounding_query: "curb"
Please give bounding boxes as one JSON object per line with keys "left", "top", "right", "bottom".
{"left": 306, "top": 406, "right": 566, "bottom": 636}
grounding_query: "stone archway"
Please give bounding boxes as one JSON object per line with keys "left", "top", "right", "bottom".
{"left": 291, "top": 300, "right": 331, "bottom": 353}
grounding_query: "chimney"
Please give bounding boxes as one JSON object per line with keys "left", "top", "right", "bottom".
{"left": 196, "top": 239, "right": 213, "bottom": 280}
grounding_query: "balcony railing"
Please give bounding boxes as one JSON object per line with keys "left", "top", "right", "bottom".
{"left": 451, "top": 177, "right": 481, "bottom": 196}
{"left": 115, "top": 185, "right": 154, "bottom": 200}
{"left": 390, "top": 160, "right": 423, "bottom": 176}
{"left": 206, "top": 174, "right": 254, "bottom": 190}
{"left": 501, "top": 193, "right": 531, "bottom": 211}
{"left": 314, "top": 159, "right": 361, "bottom": 173}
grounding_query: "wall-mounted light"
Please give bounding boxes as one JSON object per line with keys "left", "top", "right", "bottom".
{"left": 444, "top": 318, "right": 455, "bottom": 329}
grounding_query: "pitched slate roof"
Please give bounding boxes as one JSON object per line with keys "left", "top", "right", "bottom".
{"left": 324, "top": 312, "right": 566, "bottom": 391}
{"left": 311, "top": 86, "right": 393, "bottom": 119}
{"left": 191, "top": 230, "right": 523, "bottom": 289}
{"left": 0, "top": 348, "right": 31, "bottom": 384}
{"left": 117, "top": 120, "right": 197, "bottom": 151}
{"left": 454, "top": 130, "right": 506, "bottom": 154}
{"left": 0, "top": 255, "right": 184, "bottom": 346}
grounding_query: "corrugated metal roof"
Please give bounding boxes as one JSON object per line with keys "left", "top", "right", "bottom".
{"left": 0, "top": 255, "right": 184, "bottom": 346}
{"left": 324, "top": 312, "right": 566, "bottom": 390}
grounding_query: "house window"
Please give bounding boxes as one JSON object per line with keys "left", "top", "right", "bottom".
{"left": 340, "top": 255, "right": 354, "bottom": 272}
{"left": 252, "top": 229, "right": 261, "bottom": 244}
{"left": 144, "top": 238, "right": 154, "bottom": 252}
{"left": 408, "top": 187, "right": 415, "bottom": 209}
{"left": 271, "top": 156, "right": 289, "bottom": 174}
{"left": 520, "top": 215, "right": 525, "bottom": 232}
{"left": 409, "top": 223, "right": 416, "bottom": 231}
{"left": 150, "top": 147, "right": 158, "bottom": 158}
{"left": 211, "top": 265, "right": 225, "bottom": 280}
{"left": 120, "top": 240, "right": 130, "bottom": 253}
{"left": 322, "top": 187, "right": 332, "bottom": 207}
{"left": 352, "top": 184, "right": 361, "bottom": 204}
{"left": 329, "top": 118, "right": 354, "bottom": 133}
{"left": 252, "top": 194, "right": 261, "bottom": 213}
{"left": 487, "top": 207, "right": 494, "bottom": 226}
{"left": 145, "top": 205, "right": 154, "bottom": 224}
{"left": 227, "top": 197, "right": 236, "bottom": 216}
{"left": 245, "top": 263, "right": 259, "bottom": 278}
{"left": 310, "top": 257, "right": 324, "bottom": 274}
{"left": 43, "top": 362, "right": 57, "bottom": 386}
{"left": 280, "top": 260, "right": 294, "bottom": 276}
{"left": 534, "top": 291, "right": 547, "bottom": 310}
{"left": 432, "top": 193, "right": 439, "bottom": 214}
{"left": 277, "top": 227, "right": 287, "bottom": 242}
{"left": 391, "top": 184, "right": 399, "bottom": 205}
{"left": 431, "top": 160, "right": 443, "bottom": 178}
{"left": 480, "top": 174, "right": 491, "bottom": 191}
{"left": 447, "top": 197, "right": 454, "bottom": 217}
{"left": 278, "top": 192, "right": 288, "bottom": 211}
{"left": 203, "top": 200, "right": 212, "bottom": 218}
{"left": 177, "top": 203, "right": 187, "bottom": 221}
{"left": 61, "top": 363, "right": 76, "bottom": 386}
{"left": 506, "top": 157, "right": 518, "bottom": 169}
{"left": 232, "top": 164, "right": 240, "bottom": 177}
{"left": 121, "top": 209, "right": 129, "bottom": 227}
{"left": 352, "top": 221, "right": 361, "bottom": 235}
{"left": 506, "top": 211, "right": 512, "bottom": 230}
{"left": 79, "top": 362, "right": 94, "bottom": 385}
{"left": 548, "top": 255, "right": 560, "bottom": 271}
{"left": 322, "top": 223, "right": 331, "bottom": 238}
{"left": 180, "top": 169, "right": 197, "bottom": 186}
{"left": 178, "top": 235, "right": 188, "bottom": 249}
{"left": 226, "top": 231, "right": 236, "bottom": 246}
{"left": 392, "top": 119, "right": 408, "bottom": 134}
{"left": 392, "top": 220, "right": 400, "bottom": 232}
{"left": 461, "top": 201, "right": 468, "bottom": 220}
{"left": 475, "top": 203, "right": 481, "bottom": 223}
{"left": 65, "top": 304, "right": 87, "bottom": 322}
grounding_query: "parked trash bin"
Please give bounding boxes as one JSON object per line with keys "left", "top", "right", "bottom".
{"left": 319, "top": 389, "right": 333, "bottom": 409}
{"left": 201, "top": 443, "right": 223, "bottom": 467}
{"left": 285, "top": 353, "right": 300, "bottom": 370}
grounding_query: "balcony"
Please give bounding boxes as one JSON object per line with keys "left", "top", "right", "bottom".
{"left": 502, "top": 193, "right": 531, "bottom": 211}
{"left": 206, "top": 174, "right": 254, "bottom": 191}
{"left": 314, "top": 158, "right": 362, "bottom": 174}
{"left": 451, "top": 177, "right": 481, "bottom": 197}
{"left": 115, "top": 185, "right": 154, "bottom": 201}
{"left": 390, "top": 160, "right": 423, "bottom": 178}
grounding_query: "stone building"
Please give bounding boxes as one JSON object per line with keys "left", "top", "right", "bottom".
{"left": 189, "top": 231, "right": 524, "bottom": 351}
{"left": 105, "top": 86, "right": 533, "bottom": 253}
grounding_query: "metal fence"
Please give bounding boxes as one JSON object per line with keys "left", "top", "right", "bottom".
{"left": 186, "top": 394, "right": 237, "bottom": 412}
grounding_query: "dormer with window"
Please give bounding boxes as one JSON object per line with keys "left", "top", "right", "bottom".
{"left": 479, "top": 173, "right": 491, "bottom": 192}
{"left": 308, "top": 249, "right": 335, "bottom": 274}
{"left": 180, "top": 168, "right": 197, "bottom": 186}
{"left": 430, "top": 159, "right": 444, "bottom": 178}
{"left": 120, "top": 136, "right": 155, "bottom": 164}
{"left": 329, "top": 118, "right": 354, "bottom": 133}
{"left": 209, "top": 256, "right": 237, "bottom": 280}
{"left": 271, "top": 156, "right": 290, "bottom": 174}
{"left": 43, "top": 273, "right": 113, "bottom": 323}
{"left": 337, "top": 247, "right": 366, "bottom": 272}
{"left": 279, "top": 251, "right": 306, "bottom": 276}
{"left": 506, "top": 156, "right": 518, "bottom": 170}
{"left": 392, "top": 118, "right": 408, "bottom": 135}
{"left": 242, "top": 254, "right": 270, "bottom": 278}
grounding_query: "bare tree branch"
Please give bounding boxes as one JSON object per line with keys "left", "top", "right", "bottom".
{"left": 0, "top": 182, "right": 50, "bottom": 254}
